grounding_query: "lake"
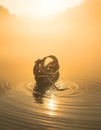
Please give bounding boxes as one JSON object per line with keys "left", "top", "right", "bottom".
{"left": 0, "top": 79, "right": 101, "bottom": 130}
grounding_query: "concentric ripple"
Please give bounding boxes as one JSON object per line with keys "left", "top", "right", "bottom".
{"left": 0, "top": 79, "right": 101, "bottom": 130}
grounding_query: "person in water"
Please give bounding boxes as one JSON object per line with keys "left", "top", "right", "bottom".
{"left": 33, "top": 55, "right": 60, "bottom": 85}
{"left": 34, "top": 55, "right": 59, "bottom": 75}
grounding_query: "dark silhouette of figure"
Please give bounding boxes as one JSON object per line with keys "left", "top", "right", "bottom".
{"left": 33, "top": 56, "right": 67, "bottom": 103}
{"left": 33, "top": 55, "right": 60, "bottom": 86}
{"left": 43, "top": 55, "right": 59, "bottom": 73}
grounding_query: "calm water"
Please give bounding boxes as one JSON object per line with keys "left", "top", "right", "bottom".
{"left": 0, "top": 79, "right": 101, "bottom": 130}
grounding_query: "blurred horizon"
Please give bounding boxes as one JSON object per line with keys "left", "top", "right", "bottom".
{"left": 0, "top": 0, "right": 101, "bottom": 82}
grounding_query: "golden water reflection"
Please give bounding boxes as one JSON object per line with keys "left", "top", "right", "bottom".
{"left": 45, "top": 94, "right": 58, "bottom": 116}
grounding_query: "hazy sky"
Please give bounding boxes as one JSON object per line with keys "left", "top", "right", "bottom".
{"left": 0, "top": 0, "right": 101, "bottom": 81}
{"left": 0, "top": 0, "right": 83, "bottom": 18}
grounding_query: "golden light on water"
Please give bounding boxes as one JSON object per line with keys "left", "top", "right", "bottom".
{"left": 46, "top": 94, "right": 57, "bottom": 116}
{"left": 0, "top": 0, "right": 83, "bottom": 18}
{"left": 48, "top": 98, "right": 55, "bottom": 110}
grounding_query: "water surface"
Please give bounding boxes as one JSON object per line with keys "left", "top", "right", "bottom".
{"left": 0, "top": 79, "right": 101, "bottom": 130}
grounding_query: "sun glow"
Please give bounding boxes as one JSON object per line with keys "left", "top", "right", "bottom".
{"left": 33, "top": 0, "right": 83, "bottom": 18}
{"left": 0, "top": 0, "right": 83, "bottom": 18}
